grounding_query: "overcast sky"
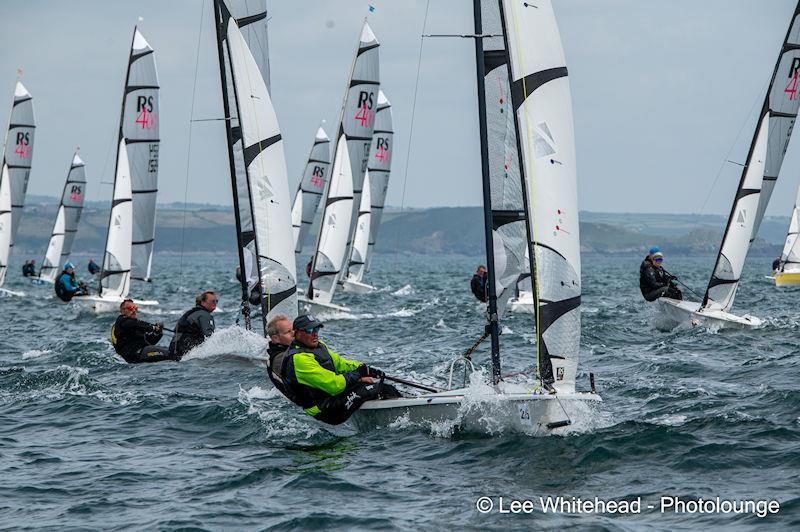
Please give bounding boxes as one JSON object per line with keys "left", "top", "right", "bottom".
{"left": 2, "top": 0, "right": 799, "bottom": 219}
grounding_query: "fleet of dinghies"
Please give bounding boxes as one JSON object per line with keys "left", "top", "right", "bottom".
{"left": 7, "top": 1, "right": 800, "bottom": 432}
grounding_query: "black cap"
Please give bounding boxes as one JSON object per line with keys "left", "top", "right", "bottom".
{"left": 293, "top": 314, "right": 324, "bottom": 331}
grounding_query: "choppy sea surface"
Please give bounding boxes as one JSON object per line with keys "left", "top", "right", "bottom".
{"left": 1, "top": 252, "right": 798, "bottom": 530}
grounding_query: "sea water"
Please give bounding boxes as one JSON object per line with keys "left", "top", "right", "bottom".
{"left": 0, "top": 252, "right": 798, "bottom": 529}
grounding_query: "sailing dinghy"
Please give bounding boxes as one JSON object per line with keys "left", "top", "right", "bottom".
{"left": 655, "top": 3, "right": 800, "bottom": 329}
{"left": 353, "top": 0, "right": 600, "bottom": 433}
{"left": 302, "top": 20, "right": 380, "bottom": 314}
{"left": 30, "top": 152, "right": 86, "bottom": 285}
{"left": 342, "top": 90, "right": 394, "bottom": 294}
{"left": 291, "top": 126, "right": 331, "bottom": 262}
{"left": 769, "top": 185, "right": 800, "bottom": 285}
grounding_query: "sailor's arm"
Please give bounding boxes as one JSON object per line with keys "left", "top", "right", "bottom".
{"left": 293, "top": 353, "right": 354, "bottom": 395}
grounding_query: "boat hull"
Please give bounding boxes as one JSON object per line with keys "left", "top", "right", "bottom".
{"left": 771, "top": 271, "right": 800, "bottom": 286}
{"left": 352, "top": 385, "right": 601, "bottom": 435}
{"left": 341, "top": 278, "right": 375, "bottom": 294}
{"left": 297, "top": 296, "right": 350, "bottom": 315}
{"left": 654, "top": 297, "right": 762, "bottom": 330}
{"left": 28, "top": 276, "right": 53, "bottom": 285}
{"left": 508, "top": 292, "right": 535, "bottom": 314}
{"left": 0, "top": 287, "right": 25, "bottom": 297}
{"left": 73, "top": 295, "right": 159, "bottom": 313}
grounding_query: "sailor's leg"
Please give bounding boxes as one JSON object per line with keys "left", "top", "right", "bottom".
{"left": 129, "top": 346, "right": 173, "bottom": 364}
{"left": 314, "top": 382, "right": 383, "bottom": 425}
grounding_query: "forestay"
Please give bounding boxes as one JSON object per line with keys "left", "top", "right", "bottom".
{"left": 39, "top": 153, "right": 86, "bottom": 283}
{"left": 307, "top": 136, "right": 354, "bottom": 304}
{"left": 0, "top": 164, "right": 11, "bottom": 287}
{"left": 122, "top": 29, "right": 160, "bottom": 282}
{"left": 751, "top": 2, "right": 800, "bottom": 242}
{"left": 364, "top": 90, "right": 393, "bottom": 273}
{"left": 223, "top": 8, "right": 297, "bottom": 323}
{"left": 292, "top": 126, "right": 331, "bottom": 257}
{"left": 3, "top": 81, "right": 35, "bottom": 247}
{"left": 339, "top": 22, "right": 380, "bottom": 282}
{"left": 503, "top": 0, "right": 581, "bottom": 392}
{"left": 346, "top": 170, "right": 371, "bottom": 282}
{"left": 100, "top": 140, "right": 133, "bottom": 300}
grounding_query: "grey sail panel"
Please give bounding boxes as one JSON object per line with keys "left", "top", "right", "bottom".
{"left": 293, "top": 126, "right": 330, "bottom": 257}
{"left": 752, "top": 6, "right": 800, "bottom": 241}
{"left": 339, "top": 22, "right": 380, "bottom": 277}
{"left": 481, "top": 0, "right": 528, "bottom": 317}
{"left": 122, "top": 29, "right": 160, "bottom": 281}
{"left": 3, "top": 82, "right": 35, "bottom": 247}
{"left": 229, "top": 0, "right": 270, "bottom": 91}
{"left": 365, "top": 90, "right": 393, "bottom": 272}
{"left": 40, "top": 153, "right": 86, "bottom": 281}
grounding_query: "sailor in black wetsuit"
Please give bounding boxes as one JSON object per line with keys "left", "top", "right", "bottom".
{"left": 772, "top": 257, "right": 781, "bottom": 272}
{"left": 470, "top": 265, "right": 488, "bottom": 302}
{"left": 265, "top": 314, "right": 295, "bottom": 397}
{"left": 22, "top": 260, "right": 36, "bottom": 277}
{"left": 112, "top": 299, "right": 173, "bottom": 363}
{"left": 169, "top": 291, "right": 217, "bottom": 360}
{"left": 640, "top": 251, "right": 682, "bottom": 301}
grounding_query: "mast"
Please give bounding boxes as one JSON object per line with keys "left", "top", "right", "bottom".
{"left": 473, "top": 0, "right": 502, "bottom": 384}
{"left": 213, "top": 0, "right": 252, "bottom": 329}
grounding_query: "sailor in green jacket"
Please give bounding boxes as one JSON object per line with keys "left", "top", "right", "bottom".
{"left": 276, "top": 314, "right": 401, "bottom": 425}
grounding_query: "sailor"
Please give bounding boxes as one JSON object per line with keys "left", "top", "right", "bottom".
{"left": 22, "top": 260, "right": 35, "bottom": 277}
{"left": 772, "top": 257, "right": 781, "bottom": 272}
{"left": 277, "top": 314, "right": 401, "bottom": 425}
{"left": 111, "top": 299, "right": 173, "bottom": 363}
{"left": 265, "top": 314, "right": 295, "bottom": 397}
{"left": 169, "top": 291, "right": 217, "bottom": 360}
{"left": 470, "top": 265, "right": 488, "bottom": 303}
{"left": 54, "top": 262, "right": 89, "bottom": 302}
{"left": 640, "top": 251, "right": 682, "bottom": 301}
{"left": 235, "top": 265, "right": 242, "bottom": 283}
{"left": 88, "top": 259, "right": 101, "bottom": 275}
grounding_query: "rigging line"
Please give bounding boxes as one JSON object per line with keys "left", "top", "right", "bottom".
{"left": 394, "top": 0, "right": 430, "bottom": 257}
{"left": 694, "top": 78, "right": 769, "bottom": 221}
{"left": 508, "top": 0, "right": 543, "bottom": 386}
{"left": 179, "top": 0, "right": 207, "bottom": 288}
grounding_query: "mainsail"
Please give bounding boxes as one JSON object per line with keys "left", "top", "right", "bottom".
{"left": 228, "top": 0, "right": 270, "bottom": 91}
{"left": 100, "top": 140, "right": 133, "bottom": 300}
{"left": 291, "top": 126, "right": 331, "bottom": 257}
{"left": 121, "top": 29, "right": 160, "bottom": 282}
{"left": 0, "top": 164, "right": 11, "bottom": 287}
{"left": 751, "top": 2, "right": 800, "bottom": 242}
{"left": 345, "top": 170, "right": 371, "bottom": 283}
{"left": 39, "top": 153, "right": 86, "bottom": 283}
{"left": 504, "top": 0, "right": 582, "bottom": 393}
{"left": 778, "top": 186, "right": 800, "bottom": 272}
{"left": 3, "top": 81, "right": 35, "bottom": 247}
{"left": 701, "top": 107, "right": 770, "bottom": 312}
{"left": 364, "top": 90, "right": 394, "bottom": 273}
{"left": 337, "top": 22, "right": 380, "bottom": 284}
{"left": 307, "top": 137, "right": 354, "bottom": 304}
{"left": 213, "top": 0, "right": 297, "bottom": 328}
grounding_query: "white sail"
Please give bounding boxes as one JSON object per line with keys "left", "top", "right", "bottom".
{"left": 503, "top": 0, "right": 581, "bottom": 392}
{"left": 123, "top": 29, "right": 160, "bottom": 282}
{"left": 338, "top": 22, "right": 380, "bottom": 283}
{"left": 365, "top": 90, "right": 393, "bottom": 272}
{"left": 779, "top": 186, "right": 800, "bottom": 271}
{"left": 346, "top": 170, "right": 371, "bottom": 282}
{"left": 0, "top": 164, "right": 11, "bottom": 287}
{"left": 292, "top": 126, "right": 331, "bottom": 257}
{"left": 39, "top": 152, "right": 86, "bottom": 283}
{"left": 226, "top": 16, "right": 297, "bottom": 321}
{"left": 307, "top": 135, "right": 354, "bottom": 304}
{"left": 3, "top": 81, "right": 35, "bottom": 247}
{"left": 100, "top": 140, "right": 133, "bottom": 299}
{"left": 703, "top": 115, "right": 769, "bottom": 312}
{"left": 228, "top": 0, "right": 270, "bottom": 91}
{"left": 751, "top": 5, "right": 800, "bottom": 242}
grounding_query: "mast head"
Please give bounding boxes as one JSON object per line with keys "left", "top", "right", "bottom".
{"left": 360, "top": 21, "right": 378, "bottom": 46}
{"left": 14, "top": 81, "right": 30, "bottom": 100}
{"left": 132, "top": 28, "right": 153, "bottom": 53}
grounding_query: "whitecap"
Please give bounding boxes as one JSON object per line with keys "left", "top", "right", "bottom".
{"left": 22, "top": 349, "right": 52, "bottom": 360}
{"left": 181, "top": 325, "right": 268, "bottom": 361}
{"left": 392, "top": 284, "right": 413, "bottom": 296}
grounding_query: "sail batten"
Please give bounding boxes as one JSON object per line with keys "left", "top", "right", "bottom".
{"left": 39, "top": 153, "right": 86, "bottom": 282}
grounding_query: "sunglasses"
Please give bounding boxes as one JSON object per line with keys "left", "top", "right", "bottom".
{"left": 654, "top": 258, "right": 664, "bottom": 262}
{"left": 208, "top": 298, "right": 219, "bottom": 304}
{"left": 301, "top": 327, "right": 321, "bottom": 334}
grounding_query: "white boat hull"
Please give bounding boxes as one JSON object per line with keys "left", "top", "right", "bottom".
{"left": 341, "top": 278, "right": 375, "bottom": 294}
{"left": 0, "top": 287, "right": 25, "bottom": 297}
{"left": 352, "top": 383, "right": 601, "bottom": 435}
{"left": 297, "top": 295, "right": 350, "bottom": 315}
{"left": 508, "top": 292, "right": 535, "bottom": 314}
{"left": 654, "top": 297, "right": 762, "bottom": 330}
{"left": 28, "top": 276, "right": 53, "bottom": 285}
{"left": 73, "top": 295, "right": 159, "bottom": 313}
